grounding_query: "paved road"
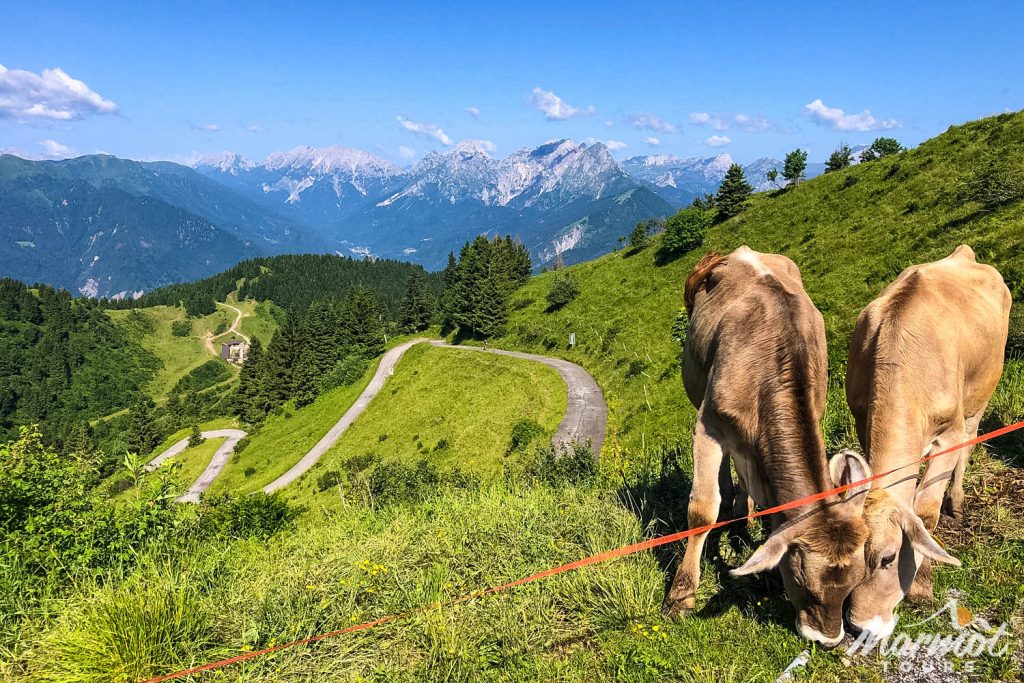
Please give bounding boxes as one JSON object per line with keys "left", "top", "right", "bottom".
{"left": 431, "top": 342, "right": 606, "bottom": 455}
{"left": 145, "top": 428, "right": 247, "bottom": 503}
{"left": 149, "top": 339, "right": 607, "bottom": 498}
{"left": 262, "top": 338, "right": 428, "bottom": 493}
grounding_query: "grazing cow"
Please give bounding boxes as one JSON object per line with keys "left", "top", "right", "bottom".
{"left": 845, "top": 245, "right": 1010, "bottom": 639}
{"left": 665, "top": 246, "right": 872, "bottom": 647}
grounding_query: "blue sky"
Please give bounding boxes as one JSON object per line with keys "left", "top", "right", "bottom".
{"left": 2, "top": 1, "right": 1022, "bottom": 165}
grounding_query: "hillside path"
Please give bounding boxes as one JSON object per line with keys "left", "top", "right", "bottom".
{"left": 203, "top": 301, "right": 250, "bottom": 356}
{"left": 145, "top": 428, "right": 247, "bottom": 503}
{"left": 262, "top": 338, "right": 607, "bottom": 493}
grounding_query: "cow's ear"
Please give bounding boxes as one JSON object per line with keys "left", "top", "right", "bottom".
{"left": 898, "top": 506, "right": 960, "bottom": 566}
{"left": 731, "top": 527, "right": 794, "bottom": 576}
{"left": 829, "top": 449, "right": 872, "bottom": 515}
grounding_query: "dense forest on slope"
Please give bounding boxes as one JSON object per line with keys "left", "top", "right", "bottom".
{"left": 0, "top": 279, "right": 158, "bottom": 443}
{"left": 101, "top": 253, "right": 441, "bottom": 317}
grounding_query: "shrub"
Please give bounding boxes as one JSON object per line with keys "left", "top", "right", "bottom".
{"left": 243, "top": 466, "right": 256, "bottom": 478}
{"left": 342, "top": 452, "right": 378, "bottom": 475}
{"left": 320, "top": 355, "right": 369, "bottom": 392}
{"left": 960, "top": 153, "right": 1024, "bottom": 210}
{"left": 508, "top": 419, "right": 545, "bottom": 453}
{"left": 170, "top": 319, "right": 192, "bottom": 337}
{"left": 367, "top": 458, "right": 474, "bottom": 505}
{"left": 625, "top": 358, "right": 647, "bottom": 379}
{"left": 213, "top": 321, "right": 228, "bottom": 335}
{"left": 516, "top": 441, "right": 598, "bottom": 487}
{"left": 187, "top": 425, "right": 204, "bottom": 448}
{"left": 171, "top": 359, "right": 231, "bottom": 395}
{"left": 317, "top": 470, "right": 343, "bottom": 492}
{"left": 658, "top": 206, "right": 712, "bottom": 260}
{"left": 197, "top": 493, "right": 302, "bottom": 540}
{"left": 545, "top": 272, "right": 580, "bottom": 311}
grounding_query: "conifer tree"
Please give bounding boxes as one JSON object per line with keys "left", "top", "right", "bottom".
{"left": 400, "top": 269, "right": 434, "bottom": 332}
{"left": 714, "top": 163, "right": 754, "bottom": 219}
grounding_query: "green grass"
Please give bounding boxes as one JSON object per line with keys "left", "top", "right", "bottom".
{"left": 206, "top": 357, "right": 384, "bottom": 496}
{"left": 108, "top": 297, "right": 279, "bottom": 402}
{"left": 287, "top": 343, "right": 567, "bottom": 503}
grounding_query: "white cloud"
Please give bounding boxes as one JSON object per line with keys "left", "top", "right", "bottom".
{"left": 604, "top": 120, "right": 614, "bottom": 128}
{"left": 803, "top": 99, "right": 899, "bottom": 132}
{"left": 194, "top": 122, "right": 221, "bottom": 132}
{"left": 644, "top": 136, "right": 661, "bottom": 147}
{"left": 689, "top": 112, "right": 729, "bottom": 131}
{"left": 627, "top": 112, "right": 677, "bottom": 134}
{"left": 732, "top": 113, "right": 772, "bottom": 133}
{"left": 0, "top": 63, "right": 118, "bottom": 122}
{"left": 605, "top": 140, "right": 627, "bottom": 151}
{"left": 244, "top": 123, "right": 265, "bottom": 133}
{"left": 396, "top": 115, "right": 452, "bottom": 145}
{"left": 398, "top": 145, "right": 417, "bottom": 161}
{"left": 705, "top": 135, "right": 731, "bottom": 147}
{"left": 465, "top": 106, "right": 480, "bottom": 119}
{"left": 528, "top": 87, "right": 594, "bottom": 120}
{"left": 477, "top": 139, "right": 498, "bottom": 153}
{"left": 40, "top": 139, "right": 76, "bottom": 158}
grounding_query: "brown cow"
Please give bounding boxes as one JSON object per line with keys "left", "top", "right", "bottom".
{"left": 665, "top": 246, "right": 872, "bottom": 647}
{"left": 845, "top": 245, "right": 1010, "bottom": 639}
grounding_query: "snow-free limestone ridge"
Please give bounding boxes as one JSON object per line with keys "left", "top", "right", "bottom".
{"left": 146, "top": 339, "right": 608, "bottom": 501}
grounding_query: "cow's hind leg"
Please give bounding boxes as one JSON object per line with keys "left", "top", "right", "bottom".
{"left": 663, "top": 408, "right": 724, "bottom": 618}
{"left": 943, "top": 412, "right": 981, "bottom": 522}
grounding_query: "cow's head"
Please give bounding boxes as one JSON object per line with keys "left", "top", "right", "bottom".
{"left": 845, "top": 489, "right": 959, "bottom": 639}
{"left": 731, "top": 450, "right": 873, "bottom": 647}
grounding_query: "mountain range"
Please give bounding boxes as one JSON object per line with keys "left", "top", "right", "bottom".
{"left": 1, "top": 140, "right": 827, "bottom": 297}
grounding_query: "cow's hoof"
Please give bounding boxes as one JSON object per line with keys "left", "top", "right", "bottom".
{"left": 661, "top": 597, "right": 695, "bottom": 620}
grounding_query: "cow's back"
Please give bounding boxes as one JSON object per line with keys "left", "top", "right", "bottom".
{"left": 684, "top": 246, "right": 828, "bottom": 438}
{"left": 847, "top": 245, "right": 1010, "bottom": 432}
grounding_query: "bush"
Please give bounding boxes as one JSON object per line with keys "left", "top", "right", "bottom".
{"left": 545, "top": 272, "right": 580, "bottom": 311}
{"left": 320, "top": 355, "right": 369, "bottom": 392}
{"left": 187, "top": 425, "right": 204, "bottom": 448}
{"left": 960, "top": 153, "right": 1024, "bottom": 211}
{"left": 170, "top": 319, "right": 192, "bottom": 337}
{"left": 317, "top": 470, "right": 343, "bottom": 492}
{"left": 367, "top": 458, "right": 474, "bottom": 505}
{"left": 508, "top": 418, "right": 545, "bottom": 453}
{"left": 516, "top": 441, "right": 598, "bottom": 487}
{"left": 625, "top": 358, "right": 647, "bottom": 379}
{"left": 197, "top": 493, "right": 302, "bottom": 540}
{"left": 171, "top": 359, "right": 231, "bottom": 395}
{"left": 658, "top": 207, "right": 712, "bottom": 260}
{"left": 243, "top": 466, "right": 256, "bottom": 478}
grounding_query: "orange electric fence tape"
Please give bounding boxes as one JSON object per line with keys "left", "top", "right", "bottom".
{"left": 141, "top": 419, "right": 1024, "bottom": 682}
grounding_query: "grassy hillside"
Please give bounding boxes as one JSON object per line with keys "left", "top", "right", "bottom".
{"left": 502, "top": 111, "right": 1024, "bottom": 456}
{"left": 290, "top": 343, "right": 567, "bottom": 502}
{"left": 108, "top": 297, "right": 280, "bottom": 401}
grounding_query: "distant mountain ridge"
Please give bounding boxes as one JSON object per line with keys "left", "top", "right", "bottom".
{"left": 1, "top": 139, "right": 836, "bottom": 297}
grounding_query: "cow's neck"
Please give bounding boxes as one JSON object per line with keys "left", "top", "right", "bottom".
{"left": 865, "top": 398, "right": 929, "bottom": 501}
{"left": 753, "top": 392, "right": 834, "bottom": 520}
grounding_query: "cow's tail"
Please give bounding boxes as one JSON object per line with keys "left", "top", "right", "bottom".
{"left": 684, "top": 251, "right": 726, "bottom": 314}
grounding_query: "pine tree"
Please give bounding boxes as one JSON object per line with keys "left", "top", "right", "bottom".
{"left": 783, "top": 149, "right": 808, "bottom": 186}
{"left": 339, "top": 287, "right": 385, "bottom": 358}
{"left": 400, "top": 270, "right": 434, "bottom": 332}
{"left": 439, "top": 252, "right": 460, "bottom": 331}
{"left": 234, "top": 337, "right": 267, "bottom": 422}
{"left": 126, "top": 397, "right": 159, "bottom": 456}
{"left": 714, "top": 163, "right": 754, "bottom": 219}
{"left": 825, "top": 143, "right": 853, "bottom": 173}
{"left": 292, "top": 301, "right": 343, "bottom": 407}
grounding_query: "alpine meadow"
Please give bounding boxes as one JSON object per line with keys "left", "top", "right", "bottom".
{"left": 2, "top": 4, "right": 1024, "bottom": 682}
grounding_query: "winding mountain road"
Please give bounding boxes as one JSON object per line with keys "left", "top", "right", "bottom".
{"left": 203, "top": 301, "right": 250, "bottom": 356}
{"left": 145, "top": 428, "right": 247, "bottom": 503}
{"left": 148, "top": 339, "right": 607, "bottom": 501}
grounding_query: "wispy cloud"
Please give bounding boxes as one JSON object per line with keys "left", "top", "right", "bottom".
{"left": 803, "top": 99, "right": 899, "bottom": 132}
{"left": 604, "top": 140, "right": 627, "bottom": 151}
{"left": 244, "top": 123, "right": 265, "bottom": 133}
{"left": 627, "top": 112, "right": 677, "bottom": 134}
{"left": 704, "top": 135, "right": 731, "bottom": 147}
{"left": 39, "top": 139, "right": 76, "bottom": 158}
{"left": 398, "top": 145, "right": 417, "bottom": 161}
{"left": 0, "top": 63, "right": 118, "bottom": 122}
{"left": 732, "top": 113, "right": 772, "bottom": 133}
{"left": 529, "top": 87, "right": 594, "bottom": 120}
{"left": 194, "top": 122, "right": 222, "bottom": 132}
{"left": 465, "top": 106, "right": 480, "bottom": 119}
{"left": 689, "top": 112, "right": 729, "bottom": 131}
{"left": 396, "top": 115, "right": 452, "bottom": 145}
{"left": 644, "top": 136, "right": 661, "bottom": 147}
